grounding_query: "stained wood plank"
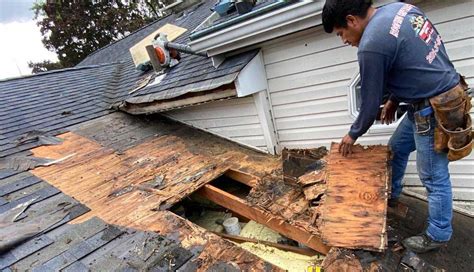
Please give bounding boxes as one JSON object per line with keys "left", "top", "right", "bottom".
{"left": 0, "top": 236, "right": 54, "bottom": 270}
{"left": 34, "top": 226, "right": 123, "bottom": 271}
{"left": 0, "top": 185, "right": 60, "bottom": 214}
{"left": 303, "top": 183, "right": 326, "bottom": 201}
{"left": 319, "top": 143, "right": 390, "bottom": 252}
{"left": 299, "top": 170, "right": 326, "bottom": 186}
{"left": 224, "top": 168, "right": 259, "bottom": 187}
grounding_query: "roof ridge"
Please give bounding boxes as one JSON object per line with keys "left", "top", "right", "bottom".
{"left": 76, "top": 15, "right": 172, "bottom": 67}
{"left": 0, "top": 62, "right": 122, "bottom": 83}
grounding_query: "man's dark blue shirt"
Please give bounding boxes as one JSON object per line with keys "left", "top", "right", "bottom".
{"left": 349, "top": 2, "right": 459, "bottom": 140}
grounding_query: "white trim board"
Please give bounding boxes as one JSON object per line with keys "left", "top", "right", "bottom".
{"left": 235, "top": 51, "right": 268, "bottom": 97}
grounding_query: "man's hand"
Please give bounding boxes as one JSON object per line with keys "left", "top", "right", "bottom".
{"left": 381, "top": 99, "right": 399, "bottom": 125}
{"left": 338, "top": 134, "right": 356, "bottom": 157}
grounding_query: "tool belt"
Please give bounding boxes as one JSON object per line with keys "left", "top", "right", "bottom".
{"left": 429, "top": 75, "right": 473, "bottom": 161}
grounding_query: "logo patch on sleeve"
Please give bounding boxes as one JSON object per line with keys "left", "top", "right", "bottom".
{"left": 410, "top": 15, "right": 434, "bottom": 44}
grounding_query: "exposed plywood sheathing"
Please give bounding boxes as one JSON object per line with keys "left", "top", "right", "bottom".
{"left": 319, "top": 143, "right": 390, "bottom": 251}
{"left": 29, "top": 128, "right": 330, "bottom": 254}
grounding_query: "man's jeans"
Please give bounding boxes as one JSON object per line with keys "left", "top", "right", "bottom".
{"left": 389, "top": 111, "right": 453, "bottom": 242}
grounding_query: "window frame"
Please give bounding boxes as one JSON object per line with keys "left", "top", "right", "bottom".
{"left": 348, "top": 73, "right": 407, "bottom": 135}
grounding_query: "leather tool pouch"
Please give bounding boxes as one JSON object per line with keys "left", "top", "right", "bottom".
{"left": 430, "top": 76, "right": 473, "bottom": 161}
{"left": 414, "top": 110, "right": 431, "bottom": 135}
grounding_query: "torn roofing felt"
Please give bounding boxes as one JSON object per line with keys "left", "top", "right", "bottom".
{"left": 120, "top": 49, "right": 259, "bottom": 115}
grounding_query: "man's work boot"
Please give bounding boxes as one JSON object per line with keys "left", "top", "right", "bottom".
{"left": 402, "top": 233, "right": 447, "bottom": 253}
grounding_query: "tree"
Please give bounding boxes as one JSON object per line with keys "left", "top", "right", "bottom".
{"left": 30, "top": 1, "right": 162, "bottom": 72}
{"left": 28, "top": 60, "right": 64, "bottom": 73}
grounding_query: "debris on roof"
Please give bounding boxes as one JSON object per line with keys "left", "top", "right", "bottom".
{"left": 15, "top": 131, "right": 63, "bottom": 146}
{"left": 0, "top": 155, "right": 75, "bottom": 172}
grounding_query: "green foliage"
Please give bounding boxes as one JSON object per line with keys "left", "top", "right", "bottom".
{"left": 30, "top": 0, "right": 161, "bottom": 72}
{"left": 28, "top": 60, "right": 64, "bottom": 73}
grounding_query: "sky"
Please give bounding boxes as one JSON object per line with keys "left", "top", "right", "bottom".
{"left": 0, "top": 0, "right": 58, "bottom": 80}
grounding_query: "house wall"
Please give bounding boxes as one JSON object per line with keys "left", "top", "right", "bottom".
{"left": 165, "top": 97, "right": 269, "bottom": 152}
{"left": 261, "top": 0, "right": 474, "bottom": 203}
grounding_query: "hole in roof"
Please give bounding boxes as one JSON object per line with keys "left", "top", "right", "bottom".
{"left": 168, "top": 174, "right": 251, "bottom": 233}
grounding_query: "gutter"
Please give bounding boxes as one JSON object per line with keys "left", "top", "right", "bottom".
{"left": 189, "top": 1, "right": 323, "bottom": 56}
{"left": 189, "top": 1, "right": 291, "bottom": 41}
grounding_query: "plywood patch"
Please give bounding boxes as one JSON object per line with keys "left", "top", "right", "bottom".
{"left": 319, "top": 143, "right": 390, "bottom": 251}
{"left": 129, "top": 23, "right": 187, "bottom": 66}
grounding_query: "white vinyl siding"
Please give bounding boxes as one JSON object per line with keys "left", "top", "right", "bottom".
{"left": 262, "top": 0, "right": 474, "bottom": 204}
{"left": 165, "top": 97, "right": 268, "bottom": 152}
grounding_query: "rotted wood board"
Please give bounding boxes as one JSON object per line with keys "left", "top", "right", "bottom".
{"left": 319, "top": 143, "right": 390, "bottom": 251}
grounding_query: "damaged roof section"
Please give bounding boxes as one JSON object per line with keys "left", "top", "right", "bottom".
{"left": 23, "top": 112, "right": 283, "bottom": 270}
{"left": 120, "top": 50, "right": 259, "bottom": 115}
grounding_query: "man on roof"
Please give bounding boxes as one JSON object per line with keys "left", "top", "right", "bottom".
{"left": 322, "top": 0, "right": 472, "bottom": 253}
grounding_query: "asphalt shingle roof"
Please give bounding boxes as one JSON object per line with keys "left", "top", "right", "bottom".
{"left": 125, "top": 49, "right": 258, "bottom": 104}
{"left": 0, "top": 63, "right": 132, "bottom": 158}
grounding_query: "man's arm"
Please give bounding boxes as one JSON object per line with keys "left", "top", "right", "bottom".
{"left": 340, "top": 51, "right": 392, "bottom": 156}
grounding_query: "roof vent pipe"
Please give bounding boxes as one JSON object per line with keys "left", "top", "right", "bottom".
{"left": 153, "top": 33, "right": 207, "bottom": 57}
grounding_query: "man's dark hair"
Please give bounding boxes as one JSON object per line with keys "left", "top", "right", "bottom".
{"left": 322, "top": 0, "right": 373, "bottom": 33}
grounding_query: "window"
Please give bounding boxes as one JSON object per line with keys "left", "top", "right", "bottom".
{"left": 349, "top": 74, "right": 408, "bottom": 134}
